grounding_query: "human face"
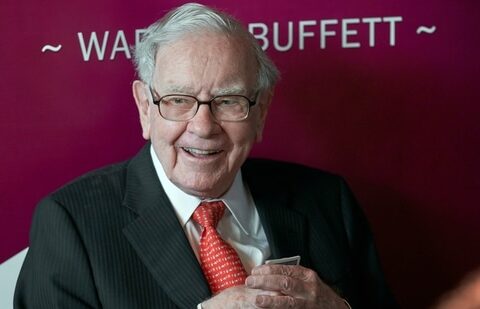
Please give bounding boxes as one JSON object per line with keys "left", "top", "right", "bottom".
{"left": 133, "top": 32, "right": 272, "bottom": 198}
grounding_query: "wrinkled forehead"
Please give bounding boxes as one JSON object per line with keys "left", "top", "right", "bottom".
{"left": 153, "top": 31, "right": 258, "bottom": 92}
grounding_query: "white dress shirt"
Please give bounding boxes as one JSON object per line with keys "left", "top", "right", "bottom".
{"left": 150, "top": 146, "right": 271, "bottom": 274}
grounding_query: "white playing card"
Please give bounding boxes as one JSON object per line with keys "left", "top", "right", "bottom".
{"left": 264, "top": 255, "right": 301, "bottom": 266}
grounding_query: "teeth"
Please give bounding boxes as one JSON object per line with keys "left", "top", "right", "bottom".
{"left": 183, "top": 147, "right": 221, "bottom": 155}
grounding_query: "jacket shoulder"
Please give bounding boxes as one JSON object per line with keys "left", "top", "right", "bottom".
{"left": 242, "top": 158, "right": 352, "bottom": 220}
{"left": 48, "top": 160, "right": 130, "bottom": 209}
{"left": 243, "top": 158, "right": 343, "bottom": 187}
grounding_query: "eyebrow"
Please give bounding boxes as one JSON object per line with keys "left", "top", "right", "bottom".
{"left": 158, "top": 85, "right": 248, "bottom": 96}
{"left": 215, "top": 86, "right": 247, "bottom": 96}
{"left": 161, "top": 85, "right": 194, "bottom": 94}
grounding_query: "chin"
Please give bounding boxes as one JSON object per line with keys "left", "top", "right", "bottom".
{"left": 181, "top": 186, "right": 221, "bottom": 199}
{"left": 179, "top": 178, "right": 229, "bottom": 199}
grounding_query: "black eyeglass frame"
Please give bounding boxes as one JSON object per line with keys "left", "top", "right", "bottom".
{"left": 149, "top": 87, "right": 258, "bottom": 122}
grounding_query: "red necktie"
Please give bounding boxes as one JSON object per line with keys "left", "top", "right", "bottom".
{"left": 192, "top": 201, "right": 248, "bottom": 294}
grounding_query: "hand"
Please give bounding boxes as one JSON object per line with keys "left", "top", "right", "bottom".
{"left": 245, "top": 264, "right": 347, "bottom": 308}
{"left": 201, "top": 285, "right": 280, "bottom": 309}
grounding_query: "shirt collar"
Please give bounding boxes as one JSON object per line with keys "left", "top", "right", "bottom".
{"left": 150, "top": 145, "right": 251, "bottom": 235}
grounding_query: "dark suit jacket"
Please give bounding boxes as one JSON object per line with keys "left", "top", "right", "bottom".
{"left": 15, "top": 144, "right": 397, "bottom": 308}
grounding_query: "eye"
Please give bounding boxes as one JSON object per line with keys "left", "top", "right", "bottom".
{"left": 217, "top": 96, "right": 241, "bottom": 106}
{"left": 173, "top": 98, "right": 187, "bottom": 104}
{"left": 163, "top": 96, "right": 194, "bottom": 105}
{"left": 220, "top": 99, "right": 234, "bottom": 105}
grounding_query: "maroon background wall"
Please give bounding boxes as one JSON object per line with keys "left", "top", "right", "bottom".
{"left": 1, "top": 0, "right": 479, "bottom": 308}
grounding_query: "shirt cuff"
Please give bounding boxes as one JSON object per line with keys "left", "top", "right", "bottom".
{"left": 197, "top": 303, "right": 203, "bottom": 309}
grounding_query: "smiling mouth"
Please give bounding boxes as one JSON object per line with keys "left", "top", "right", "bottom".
{"left": 182, "top": 147, "right": 223, "bottom": 157}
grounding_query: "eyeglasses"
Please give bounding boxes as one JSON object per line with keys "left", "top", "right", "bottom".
{"left": 149, "top": 88, "right": 257, "bottom": 122}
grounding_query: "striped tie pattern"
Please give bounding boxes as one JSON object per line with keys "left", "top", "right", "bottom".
{"left": 192, "top": 201, "right": 247, "bottom": 294}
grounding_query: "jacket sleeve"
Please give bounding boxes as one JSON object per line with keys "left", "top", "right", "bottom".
{"left": 14, "top": 197, "right": 101, "bottom": 308}
{"left": 339, "top": 179, "right": 398, "bottom": 308}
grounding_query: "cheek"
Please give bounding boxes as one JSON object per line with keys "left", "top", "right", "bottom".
{"left": 226, "top": 121, "right": 259, "bottom": 156}
{"left": 150, "top": 117, "right": 186, "bottom": 151}
{"left": 243, "top": 113, "right": 263, "bottom": 141}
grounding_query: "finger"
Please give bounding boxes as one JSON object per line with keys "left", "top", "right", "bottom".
{"left": 205, "top": 286, "right": 281, "bottom": 308}
{"left": 246, "top": 274, "right": 307, "bottom": 297}
{"left": 257, "top": 290, "right": 283, "bottom": 297}
{"left": 252, "top": 265, "right": 318, "bottom": 282}
{"left": 255, "top": 294, "right": 305, "bottom": 308}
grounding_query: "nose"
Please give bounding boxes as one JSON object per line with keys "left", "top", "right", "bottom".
{"left": 186, "top": 104, "right": 221, "bottom": 137}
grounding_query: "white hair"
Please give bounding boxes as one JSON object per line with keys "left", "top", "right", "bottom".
{"left": 133, "top": 3, "right": 279, "bottom": 92}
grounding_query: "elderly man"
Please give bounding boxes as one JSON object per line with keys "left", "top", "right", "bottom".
{"left": 15, "top": 3, "right": 396, "bottom": 309}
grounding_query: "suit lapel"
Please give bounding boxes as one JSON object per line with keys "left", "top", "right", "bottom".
{"left": 122, "top": 144, "right": 210, "bottom": 309}
{"left": 242, "top": 159, "right": 348, "bottom": 283}
{"left": 255, "top": 192, "right": 309, "bottom": 263}
{"left": 242, "top": 163, "right": 309, "bottom": 265}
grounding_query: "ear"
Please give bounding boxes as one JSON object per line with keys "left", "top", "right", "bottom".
{"left": 255, "top": 87, "right": 274, "bottom": 143}
{"left": 132, "top": 80, "right": 152, "bottom": 140}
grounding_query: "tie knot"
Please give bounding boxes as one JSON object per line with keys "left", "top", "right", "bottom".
{"left": 192, "top": 201, "right": 226, "bottom": 229}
